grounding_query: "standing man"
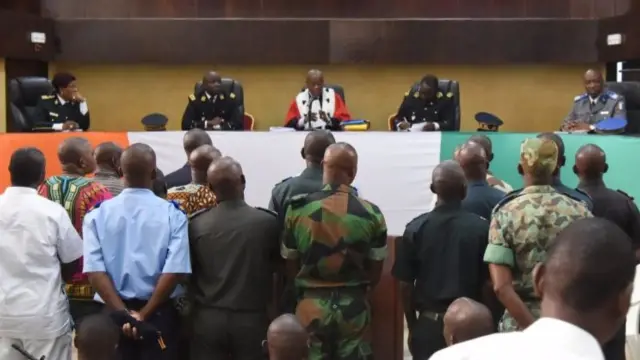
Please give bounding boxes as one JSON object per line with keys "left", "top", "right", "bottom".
{"left": 394, "top": 74, "right": 455, "bottom": 132}
{"left": 83, "top": 143, "right": 191, "bottom": 360}
{"left": 537, "top": 132, "right": 593, "bottom": 209}
{"left": 34, "top": 72, "right": 91, "bottom": 131}
{"left": 188, "top": 157, "right": 280, "bottom": 360}
{"left": 282, "top": 143, "right": 387, "bottom": 360}
{"left": 284, "top": 69, "right": 350, "bottom": 131}
{"left": 432, "top": 218, "right": 636, "bottom": 360}
{"left": 484, "top": 138, "right": 592, "bottom": 332}
{"left": 165, "top": 129, "right": 214, "bottom": 188}
{"left": 0, "top": 148, "right": 83, "bottom": 360}
{"left": 269, "top": 129, "right": 335, "bottom": 214}
{"left": 93, "top": 142, "right": 124, "bottom": 196}
{"left": 39, "top": 137, "right": 112, "bottom": 325}
{"left": 457, "top": 142, "right": 506, "bottom": 220}
{"left": 181, "top": 71, "right": 243, "bottom": 131}
{"left": 466, "top": 134, "right": 513, "bottom": 193}
{"left": 574, "top": 143, "right": 640, "bottom": 360}
{"left": 561, "top": 69, "right": 626, "bottom": 132}
{"left": 167, "top": 144, "right": 220, "bottom": 215}
{"left": 393, "top": 161, "right": 491, "bottom": 359}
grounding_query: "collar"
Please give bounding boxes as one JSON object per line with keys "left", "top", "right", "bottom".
{"left": 468, "top": 179, "right": 489, "bottom": 187}
{"left": 205, "top": 92, "right": 212, "bottom": 99}
{"left": 57, "top": 94, "right": 67, "bottom": 105}
{"left": 589, "top": 95, "right": 600, "bottom": 103}
{"left": 578, "top": 179, "right": 605, "bottom": 189}
{"left": 2, "top": 186, "right": 38, "bottom": 195}
{"left": 300, "top": 165, "right": 323, "bottom": 179}
{"left": 95, "top": 168, "right": 120, "bottom": 178}
{"left": 521, "top": 185, "right": 557, "bottom": 194}
{"left": 552, "top": 177, "right": 563, "bottom": 187}
{"left": 216, "top": 199, "right": 246, "bottom": 209}
{"left": 433, "top": 201, "right": 462, "bottom": 212}
{"left": 525, "top": 318, "right": 603, "bottom": 358}
{"left": 122, "top": 188, "right": 154, "bottom": 195}
{"left": 322, "top": 183, "right": 357, "bottom": 195}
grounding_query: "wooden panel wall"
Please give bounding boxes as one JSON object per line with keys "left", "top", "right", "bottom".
{"left": 0, "top": 0, "right": 55, "bottom": 61}
{"left": 598, "top": 0, "right": 640, "bottom": 61}
{"left": 42, "top": 0, "right": 630, "bottom": 19}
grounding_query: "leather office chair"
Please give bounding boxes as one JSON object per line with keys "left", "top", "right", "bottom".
{"left": 300, "top": 84, "right": 346, "bottom": 103}
{"left": 194, "top": 78, "right": 254, "bottom": 130}
{"left": 605, "top": 81, "right": 640, "bottom": 135}
{"left": 8, "top": 77, "right": 54, "bottom": 132}
{"left": 388, "top": 79, "right": 461, "bottom": 131}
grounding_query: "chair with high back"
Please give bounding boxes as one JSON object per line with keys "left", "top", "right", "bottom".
{"left": 194, "top": 78, "right": 255, "bottom": 130}
{"left": 8, "top": 77, "right": 55, "bottom": 132}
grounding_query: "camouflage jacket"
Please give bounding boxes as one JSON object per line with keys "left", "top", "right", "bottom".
{"left": 280, "top": 183, "right": 387, "bottom": 289}
{"left": 483, "top": 185, "right": 592, "bottom": 299}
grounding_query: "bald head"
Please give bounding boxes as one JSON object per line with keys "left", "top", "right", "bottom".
{"left": 189, "top": 145, "right": 222, "bottom": 172}
{"left": 575, "top": 144, "right": 606, "bottom": 180}
{"left": 458, "top": 142, "right": 488, "bottom": 181}
{"left": 183, "top": 129, "right": 213, "bottom": 155}
{"left": 322, "top": 142, "right": 358, "bottom": 185}
{"left": 306, "top": 69, "right": 325, "bottom": 97}
{"left": 94, "top": 142, "right": 123, "bottom": 168}
{"left": 202, "top": 71, "right": 222, "bottom": 94}
{"left": 303, "top": 130, "right": 336, "bottom": 164}
{"left": 432, "top": 160, "right": 466, "bottom": 202}
{"left": 443, "top": 298, "right": 494, "bottom": 346}
{"left": 584, "top": 69, "right": 604, "bottom": 97}
{"left": 121, "top": 143, "right": 157, "bottom": 187}
{"left": 266, "top": 314, "right": 308, "bottom": 360}
{"left": 207, "top": 156, "right": 244, "bottom": 200}
{"left": 467, "top": 135, "right": 493, "bottom": 160}
{"left": 57, "top": 136, "right": 96, "bottom": 175}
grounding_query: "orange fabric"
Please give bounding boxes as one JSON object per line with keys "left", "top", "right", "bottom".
{"left": 0, "top": 132, "right": 130, "bottom": 192}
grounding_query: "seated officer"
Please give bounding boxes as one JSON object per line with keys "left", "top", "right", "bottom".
{"left": 394, "top": 74, "right": 455, "bottom": 132}
{"left": 34, "top": 72, "right": 90, "bottom": 131}
{"left": 141, "top": 113, "right": 168, "bottom": 131}
{"left": 561, "top": 69, "right": 626, "bottom": 132}
{"left": 181, "top": 71, "right": 243, "bottom": 131}
{"left": 475, "top": 112, "right": 503, "bottom": 132}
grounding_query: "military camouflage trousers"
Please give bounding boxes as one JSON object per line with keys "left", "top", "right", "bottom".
{"left": 498, "top": 301, "right": 541, "bottom": 332}
{"left": 296, "top": 289, "right": 372, "bottom": 360}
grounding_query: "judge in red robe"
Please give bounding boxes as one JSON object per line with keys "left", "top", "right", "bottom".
{"left": 284, "top": 69, "right": 351, "bottom": 131}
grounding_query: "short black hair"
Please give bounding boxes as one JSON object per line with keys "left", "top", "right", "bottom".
{"left": 420, "top": 74, "right": 439, "bottom": 89}
{"left": 9, "top": 147, "right": 46, "bottom": 187}
{"left": 545, "top": 218, "right": 636, "bottom": 313}
{"left": 153, "top": 169, "right": 167, "bottom": 197}
{"left": 75, "top": 313, "right": 119, "bottom": 359}
{"left": 51, "top": 72, "right": 76, "bottom": 92}
{"left": 537, "top": 132, "right": 565, "bottom": 166}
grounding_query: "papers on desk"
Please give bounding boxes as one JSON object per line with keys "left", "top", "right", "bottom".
{"left": 269, "top": 127, "right": 295, "bottom": 132}
{"left": 62, "top": 129, "right": 84, "bottom": 132}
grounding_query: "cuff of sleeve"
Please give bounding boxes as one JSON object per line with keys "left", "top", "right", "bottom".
{"left": 433, "top": 122, "right": 440, "bottom": 130}
{"left": 82, "top": 264, "right": 106, "bottom": 273}
{"left": 161, "top": 265, "right": 192, "bottom": 274}
{"left": 483, "top": 244, "right": 515, "bottom": 267}
{"left": 281, "top": 242, "right": 299, "bottom": 260}
{"left": 79, "top": 102, "right": 89, "bottom": 115}
{"left": 368, "top": 246, "right": 388, "bottom": 261}
{"left": 52, "top": 123, "right": 64, "bottom": 131}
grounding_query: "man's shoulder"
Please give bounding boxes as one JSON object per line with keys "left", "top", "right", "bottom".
{"left": 404, "top": 212, "right": 429, "bottom": 234}
{"left": 492, "top": 188, "right": 525, "bottom": 213}
{"left": 431, "top": 332, "right": 519, "bottom": 360}
{"left": 573, "top": 93, "right": 588, "bottom": 103}
{"left": 603, "top": 90, "right": 623, "bottom": 101}
{"left": 272, "top": 176, "right": 294, "bottom": 192}
{"left": 251, "top": 206, "right": 279, "bottom": 223}
{"left": 38, "top": 95, "right": 56, "bottom": 105}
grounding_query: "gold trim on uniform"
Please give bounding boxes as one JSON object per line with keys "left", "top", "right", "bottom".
{"left": 188, "top": 94, "right": 196, "bottom": 101}
{"left": 65, "top": 284, "right": 95, "bottom": 299}
{"left": 230, "top": 92, "right": 236, "bottom": 99}
{"left": 200, "top": 96, "right": 207, "bottom": 102}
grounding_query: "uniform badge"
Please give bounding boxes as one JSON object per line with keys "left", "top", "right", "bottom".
{"left": 230, "top": 93, "right": 236, "bottom": 99}
{"left": 200, "top": 96, "right": 207, "bottom": 102}
{"left": 404, "top": 91, "right": 409, "bottom": 97}
{"left": 189, "top": 94, "right": 196, "bottom": 101}
{"left": 220, "top": 94, "right": 225, "bottom": 100}
{"left": 413, "top": 92, "right": 419, "bottom": 99}
{"left": 436, "top": 92, "right": 443, "bottom": 98}
{"left": 49, "top": 112, "right": 58, "bottom": 117}
{"left": 619, "top": 101, "right": 624, "bottom": 111}
{"left": 411, "top": 114, "right": 416, "bottom": 121}
{"left": 446, "top": 92, "right": 453, "bottom": 98}
{"left": 54, "top": 100, "right": 59, "bottom": 105}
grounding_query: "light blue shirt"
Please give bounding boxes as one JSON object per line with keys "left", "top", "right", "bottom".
{"left": 83, "top": 188, "right": 191, "bottom": 301}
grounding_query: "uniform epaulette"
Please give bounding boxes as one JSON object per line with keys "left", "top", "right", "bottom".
{"left": 404, "top": 91, "right": 410, "bottom": 97}
{"left": 445, "top": 92, "right": 453, "bottom": 98}
{"left": 169, "top": 200, "right": 186, "bottom": 214}
{"left": 189, "top": 207, "right": 211, "bottom": 220}
{"left": 255, "top": 206, "right": 277, "bottom": 217}
{"left": 604, "top": 90, "right": 619, "bottom": 100}
{"left": 574, "top": 93, "right": 587, "bottom": 102}
{"left": 492, "top": 188, "right": 524, "bottom": 214}
{"left": 188, "top": 94, "right": 196, "bottom": 101}
{"left": 413, "top": 91, "right": 420, "bottom": 98}
{"left": 200, "top": 95, "right": 207, "bottom": 102}
{"left": 41, "top": 94, "right": 54, "bottom": 100}
{"left": 275, "top": 177, "right": 292, "bottom": 186}
{"left": 616, "top": 189, "right": 634, "bottom": 200}
{"left": 229, "top": 92, "right": 236, "bottom": 99}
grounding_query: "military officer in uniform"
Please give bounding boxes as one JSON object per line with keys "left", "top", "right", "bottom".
{"left": 561, "top": 69, "right": 626, "bottom": 132}
{"left": 394, "top": 74, "right": 455, "bottom": 132}
{"left": 181, "top": 71, "right": 243, "bottom": 131}
{"left": 34, "top": 72, "right": 90, "bottom": 131}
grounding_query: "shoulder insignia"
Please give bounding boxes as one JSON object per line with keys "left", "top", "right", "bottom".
{"left": 413, "top": 92, "right": 420, "bottom": 98}
{"left": 200, "top": 95, "right": 207, "bottom": 102}
{"left": 574, "top": 94, "right": 587, "bottom": 102}
{"left": 492, "top": 188, "right": 524, "bottom": 214}
{"left": 605, "top": 91, "right": 619, "bottom": 100}
{"left": 41, "top": 94, "right": 54, "bottom": 100}
{"left": 255, "top": 206, "right": 277, "bottom": 217}
{"left": 274, "top": 176, "right": 293, "bottom": 187}
{"left": 220, "top": 94, "right": 225, "bottom": 100}
{"left": 188, "top": 207, "right": 211, "bottom": 220}
{"left": 404, "top": 91, "right": 409, "bottom": 97}
{"left": 436, "top": 92, "right": 443, "bottom": 98}
{"left": 188, "top": 94, "right": 196, "bottom": 101}
{"left": 169, "top": 200, "right": 186, "bottom": 214}
{"left": 230, "top": 92, "right": 236, "bottom": 99}
{"left": 616, "top": 189, "right": 633, "bottom": 200}
{"left": 446, "top": 92, "right": 453, "bottom": 98}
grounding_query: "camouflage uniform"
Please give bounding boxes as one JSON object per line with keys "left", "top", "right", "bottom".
{"left": 483, "top": 138, "right": 593, "bottom": 332}
{"left": 281, "top": 184, "right": 387, "bottom": 360}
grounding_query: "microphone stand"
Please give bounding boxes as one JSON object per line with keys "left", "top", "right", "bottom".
{"left": 11, "top": 344, "right": 45, "bottom": 360}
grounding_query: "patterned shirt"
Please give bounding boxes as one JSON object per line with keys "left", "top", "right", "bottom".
{"left": 38, "top": 175, "right": 112, "bottom": 299}
{"left": 281, "top": 184, "right": 387, "bottom": 289}
{"left": 93, "top": 169, "right": 124, "bottom": 196}
{"left": 167, "top": 183, "right": 216, "bottom": 216}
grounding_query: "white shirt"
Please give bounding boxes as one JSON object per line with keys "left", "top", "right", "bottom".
{"left": 51, "top": 95, "right": 89, "bottom": 131}
{"left": 0, "top": 187, "right": 83, "bottom": 339}
{"left": 430, "top": 318, "right": 605, "bottom": 360}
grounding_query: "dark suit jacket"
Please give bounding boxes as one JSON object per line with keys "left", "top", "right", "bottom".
{"left": 165, "top": 164, "right": 191, "bottom": 189}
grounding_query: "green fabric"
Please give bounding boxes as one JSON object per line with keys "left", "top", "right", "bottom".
{"left": 483, "top": 244, "right": 515, "bottom": 268}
